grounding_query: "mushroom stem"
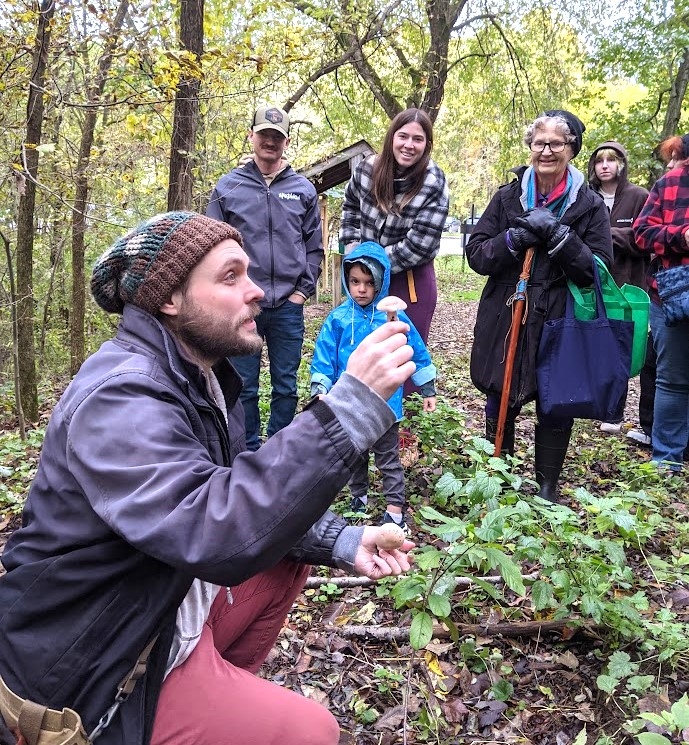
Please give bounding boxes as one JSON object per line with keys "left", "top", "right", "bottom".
{"left": 377, "top": 296, "right": 408, "bottom": 322}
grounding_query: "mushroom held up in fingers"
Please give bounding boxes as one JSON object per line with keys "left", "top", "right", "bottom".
{"left": 377, "top": 296, "right": 407, "bottom": 322}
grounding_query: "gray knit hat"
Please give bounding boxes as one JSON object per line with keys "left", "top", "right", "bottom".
{"left": 91, "top": 211, "right": 242, "bottom": 314}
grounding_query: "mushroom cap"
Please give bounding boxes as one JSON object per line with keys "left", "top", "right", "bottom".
{"left": 377, "top": 296, "right": 408, "bottom": 313}
{"left": 377, "top": 522, "right": 406, "bottom": 550}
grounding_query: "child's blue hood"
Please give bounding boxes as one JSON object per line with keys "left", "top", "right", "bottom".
{"left": 342, "top": 242, "right": 391, "bottom": 306}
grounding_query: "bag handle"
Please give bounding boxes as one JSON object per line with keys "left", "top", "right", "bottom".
{"left": 88, "top": 634, "right": 159, "bottom": 742}
{"left": 566, "top": 257, "right": 608, "bottom": 321}
{"left": 591, "top": 258, "right": 608, "bottom": 320}
{"left": 17, "top": 699, "right": 46, "bottom": 745}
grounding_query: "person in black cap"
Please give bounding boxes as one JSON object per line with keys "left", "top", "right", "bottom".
{"left": 465, "top": 110, "right": 614, "bottom": 502}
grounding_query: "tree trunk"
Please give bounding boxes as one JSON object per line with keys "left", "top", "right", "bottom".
{"left": 1, "top": 230, "right": 26, "bottom": 438}
{"left": 416, "top": 0, "right": 467, "bottom": 120}
{"left": 167, "top": 0, "right": 204, "bottom": 211}
{"left": 70, "top": 0, "right": 130, "bottom": 376}
{"left": 661, "top": 47, "right": 689, "bottom": 141}
{"left": 16, "top": 0, "right": 56, "bottom": 423}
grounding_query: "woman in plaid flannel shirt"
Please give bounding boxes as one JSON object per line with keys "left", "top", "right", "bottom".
{"left": 633, "top": 134, "right": 689, "bottom": 471}
{"left": 340, "top": 109, "right": 450, "bottom": 349}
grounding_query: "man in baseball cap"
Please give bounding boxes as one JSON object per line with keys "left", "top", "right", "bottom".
{"left": 252, "top": 104, "right": 290, "bottom": 138}
{"left": 207, "top": 104, "right": 324, "bottom": 451}
{"left": 0, "top": 211, "right": 415, "bottom": 745}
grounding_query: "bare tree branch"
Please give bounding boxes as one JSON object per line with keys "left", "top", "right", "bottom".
{"left": 329, "top": 619, "right": 596, "bottom": 641}
{"left": 285, "top": 48, "right": 359, "bottom": 111}
{"left": 305, "top": 571, "right": 539, "bottom": 589}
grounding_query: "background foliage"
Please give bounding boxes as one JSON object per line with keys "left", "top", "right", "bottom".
{"left": 1, "top": 0, "right": 688, "bottom": 392}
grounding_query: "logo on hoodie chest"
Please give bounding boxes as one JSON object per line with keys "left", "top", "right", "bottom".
{"left": 278, "top": 192, "right": 300, "bottom": 201}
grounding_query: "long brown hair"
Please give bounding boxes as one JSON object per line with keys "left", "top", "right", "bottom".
{"left": 372, "top": 108, "right": 434, "bottom": 215}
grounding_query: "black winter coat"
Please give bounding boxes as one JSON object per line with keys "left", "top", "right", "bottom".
{"left": 466, "top": 168, "right": 613, "bottom": 408}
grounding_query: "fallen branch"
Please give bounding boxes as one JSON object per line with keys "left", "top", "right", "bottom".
{"left": 329, "top": 619, "right": 594, "bottom": 641}
{"left": 305, "top": 571, "right": 539, "bottom": 589}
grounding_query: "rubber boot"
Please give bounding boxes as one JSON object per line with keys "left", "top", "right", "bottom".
{"left": 486, "top": 417, "right": 515, "bottom": 456}
{"left": 534, "top": 425, "right": 572, "bottom": 502}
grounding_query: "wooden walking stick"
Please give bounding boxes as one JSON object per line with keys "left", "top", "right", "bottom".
{"left": 494, "top": 247, "right": 535, "bottom": 456}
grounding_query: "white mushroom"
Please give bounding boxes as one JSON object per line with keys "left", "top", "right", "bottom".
{"left": 376, "top": 523, "right": 406, "bottom": 550}
{"left": 377, "top": 296, "right": 408, "bottom": 322}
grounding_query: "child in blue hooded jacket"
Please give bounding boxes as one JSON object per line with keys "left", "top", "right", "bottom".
{"left": 311, "top": 241, "right": 437, "bottom": 528}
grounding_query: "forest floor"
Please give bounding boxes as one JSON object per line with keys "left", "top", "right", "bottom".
{"left": 259, "top": 281, "right": 689, "bottom": 744}
{"left": 1, "top": 262, "right": 688, "bottom": 744}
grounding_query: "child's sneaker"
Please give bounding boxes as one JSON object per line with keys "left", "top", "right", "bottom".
{"left": 349, "top": 496, "right": 368, "bottom": 514}
{"left": 379, "top": 510, "right": 409, "bottom": 533}
{"left": 600, "top": 421, "right": 623, "bottom": 434}
{"left": 626, "top": 429, "right": 652, "bottom": 447}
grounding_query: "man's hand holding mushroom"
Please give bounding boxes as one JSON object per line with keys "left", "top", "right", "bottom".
{"left": 377, "top": 295, "right": 407, "bottom": 322}
{"left": 353, "top": 525, "right": 415, "bottom": 580}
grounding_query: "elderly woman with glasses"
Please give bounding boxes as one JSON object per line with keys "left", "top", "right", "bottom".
{"left": 466, "top": 109, "right": 613, "bottom": 503}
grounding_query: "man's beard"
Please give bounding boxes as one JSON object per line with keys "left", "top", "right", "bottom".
{"left": 173, "top": 298, "right": 262, "bottom": 362}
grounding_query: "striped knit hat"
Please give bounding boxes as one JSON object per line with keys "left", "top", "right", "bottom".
{"left": 91, "top": 211, "right": 242, "bottom": 314}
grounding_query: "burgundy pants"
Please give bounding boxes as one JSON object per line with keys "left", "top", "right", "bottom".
{"left": 151, "top": 561, "right": 339, "bottom": 745}
{"left": 389, "top": 262, "right": 437, "bottom": 398}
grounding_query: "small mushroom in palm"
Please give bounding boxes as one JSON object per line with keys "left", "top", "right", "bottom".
{"left": 377, "top": 296, "right": 407, "bottom": 322}
{"left": 376, "top": 522, "right": 406, "bottom": 550}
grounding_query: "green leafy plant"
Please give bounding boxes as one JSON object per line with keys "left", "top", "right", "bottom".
{"left": 0, "top": 427, "right": 46, "bottom": 515}
{"left": 596, "top": 651, "right": 655, "bottom": 696}
{"left": 304, "top": 582, "right": 344, "bottom": 603}
{"left": 623, "top": 693, "right": 689, "bottom": 744}
{"left": 373, "top": 666, "right": 405, "bottom": 694}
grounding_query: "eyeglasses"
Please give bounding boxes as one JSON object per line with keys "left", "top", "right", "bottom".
{"left": 530, "top": 140, "right": 569, "bottom": 153}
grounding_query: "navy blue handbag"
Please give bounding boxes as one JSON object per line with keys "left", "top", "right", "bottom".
{"left": 537, "top": 260, "right": 633, "bottom": 421}
{"left": 654, "top": 264, "right": 689, "bottom": 326}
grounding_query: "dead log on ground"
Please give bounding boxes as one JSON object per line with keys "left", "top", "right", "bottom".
{"left": 305, "top": 572, "right": 539, "bottom": 590}
{"left": 328, "top": 619, "right": 596, "bottom": 641}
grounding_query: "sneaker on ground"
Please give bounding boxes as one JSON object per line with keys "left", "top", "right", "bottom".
{"left": 379, "top": 511, "right": 409, "bottom": 532}
{"left": 349, "top": 496, "right": 368, "bottom": 514}
{"left": 626, "top": 429, "right": 651, "bottom": 446}
{"left": 600, "top": 421, "right": 623, "bottom": 434}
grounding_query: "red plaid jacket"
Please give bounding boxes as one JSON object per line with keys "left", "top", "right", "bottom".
{"left": 633, "top": 166, "right": 689, "bottom": 301}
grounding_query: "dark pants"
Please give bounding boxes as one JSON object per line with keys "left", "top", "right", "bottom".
{"left": 638, "top": 331, "right": 657, "bottom": 436}
{"left": 485, "top": 397, "right": 573, "bottom": 430}
{"left": 230, "top": 301, "right": 305, "bottom": 451}
{"left": 389, "top": 262, "right": 437, "bottom": 398}
{"left": 348, "top": 422, "right": 404, "bottom": 509}
{"left": 647, "top": 303, "right": 689, "bottom": 467}
{"left": 636, "top": 326, "right": 689, "bottom": 460}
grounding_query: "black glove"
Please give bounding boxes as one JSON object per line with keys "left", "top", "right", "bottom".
{"left": 515, "top": 208, "right": 570, "bottom": 251}
{"left": 508, "top": 225, "right": 541, "bottom": 252}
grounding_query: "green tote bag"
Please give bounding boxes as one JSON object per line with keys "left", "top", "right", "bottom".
{"left": 567, "top": 256, "right": 649, "bottom": 377}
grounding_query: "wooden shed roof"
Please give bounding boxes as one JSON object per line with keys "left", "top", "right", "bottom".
{"left": 299, "top": 140, "right": 375, "bottom": 194}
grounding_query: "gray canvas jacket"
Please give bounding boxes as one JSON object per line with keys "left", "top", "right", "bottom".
{"left": 0, "top": 304, "right": 394, "bottom": 745}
